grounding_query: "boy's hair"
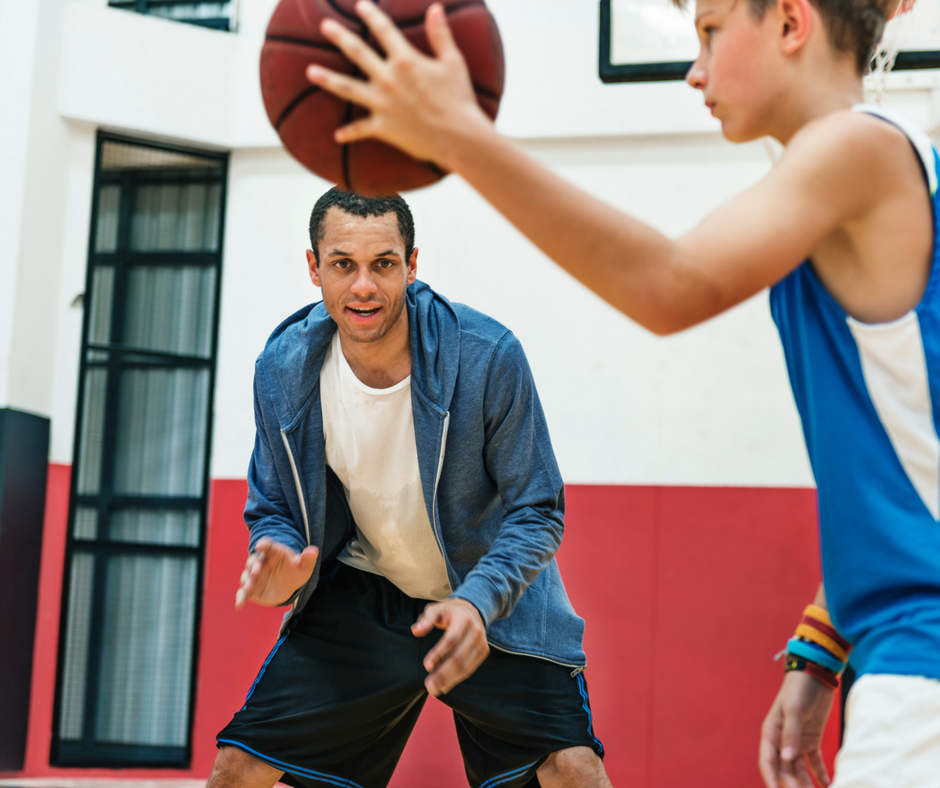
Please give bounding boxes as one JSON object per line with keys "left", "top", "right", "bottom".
{"left": 308, "top": 187, "right": 415, "bottom": 266}
{"left": 675, "top": 0, "right": 895, "bottom": 74}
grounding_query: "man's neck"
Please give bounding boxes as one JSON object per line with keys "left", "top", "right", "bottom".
{"left": 338, "top": 313, "right": 412, "bottom": 389}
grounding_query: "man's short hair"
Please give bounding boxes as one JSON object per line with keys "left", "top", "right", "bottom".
{"left": 309, "top": 187, "right": 416, "bottom": 265}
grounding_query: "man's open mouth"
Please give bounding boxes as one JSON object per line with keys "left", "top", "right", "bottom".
{"left": 347, "top": 306, "right": 380, "bottom": 317}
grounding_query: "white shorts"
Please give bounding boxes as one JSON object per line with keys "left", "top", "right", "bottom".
{"left": 833, "top": 673, "right": 940, "bottom": 787}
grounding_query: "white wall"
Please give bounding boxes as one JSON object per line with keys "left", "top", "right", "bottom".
{"left": 17, "top": 0, "right": 940, "bottom": 488}
{"left": 0, "top": 0, "right": 44, "bottom": 410}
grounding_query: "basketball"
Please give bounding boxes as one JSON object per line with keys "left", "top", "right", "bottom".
{"left": 260, "top": 0, "right": 505, "bottom": 195}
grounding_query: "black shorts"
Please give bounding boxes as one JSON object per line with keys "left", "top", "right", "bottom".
{"left": 217, "top": 564, "right": 603, "bottom": 788}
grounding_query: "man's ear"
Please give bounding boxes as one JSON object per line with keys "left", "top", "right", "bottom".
{"left": 407, "top": 247, "right": 418, "bottom": 285}
{"left": 307, "top": 249, "right": 322, "bottom": 287}
{"left": 777, "top": 0, "right": 814, "bottom": 56}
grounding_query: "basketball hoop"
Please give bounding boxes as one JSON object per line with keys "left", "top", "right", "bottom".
{"left": 867, "top": 0, "right": 918, "bottom": 102}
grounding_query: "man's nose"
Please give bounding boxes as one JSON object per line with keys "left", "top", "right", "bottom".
{"left": 350, "top": 268, "right": 377, "bottom": 300}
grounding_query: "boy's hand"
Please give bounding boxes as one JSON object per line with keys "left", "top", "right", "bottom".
{"left": 306, "top": 1, "right": 491, "bottom": 169}
{"left": 759, "top": 670, "right": 835, "bottom": 788}
{"left": 235, "top": 537, "right": 319, "bottom": 609}
{"left": 412, "top": 597, "right": 490, "bottom": 697}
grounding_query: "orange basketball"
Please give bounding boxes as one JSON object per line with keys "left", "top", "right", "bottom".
{"left": 260, "top": 0, "right": 505, "bottom": 195}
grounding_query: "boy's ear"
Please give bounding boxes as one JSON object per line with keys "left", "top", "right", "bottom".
{"left": 777, "top": 0, "right": 814, "bottom": 56}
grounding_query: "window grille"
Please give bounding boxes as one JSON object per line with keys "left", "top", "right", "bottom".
{"left": 108, "top": 0, "right": 236, "bottom": 32}
{"left": 52, "top": 134, "right": 227, "bottom": 767}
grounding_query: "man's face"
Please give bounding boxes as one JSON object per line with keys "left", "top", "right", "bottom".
{"left": 308, "top": 207, "right": 417, "bottom": 346}
{"left": 686, "top": 0, "right": 784, "bottom": 142}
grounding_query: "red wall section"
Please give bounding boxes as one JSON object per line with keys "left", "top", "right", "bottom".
{"left": 394, "top": 485, "right": 840, "bottom": 788}
{"left": 6, "top": 474, "right": 839, "bottom": 788}
{"left": 16, "top": 463, "right": 70, "bottom": 776}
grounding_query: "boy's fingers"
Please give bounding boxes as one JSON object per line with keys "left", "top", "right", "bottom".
{"left": 307, "top": 64, "right": 375, "bottom": 108}
{"left": 355, "top": 0, "right": 412, "bottom": 59}
{"left": 793, "top": 757, "right": 815, "bottom": 788}
{"left": 320, "top": 18, "right": 385, "bottom": 76}
{"left": 335, "top": 116, "right": 380, "bottom": 144}
{"left": 425, "top": 3, "right": 457, "bottom": 59}
{"left": 757, "top": 738, "right": 781, "bottom": 788}
{"left": 805, "top": 750, "right": 831, "bottom": 788}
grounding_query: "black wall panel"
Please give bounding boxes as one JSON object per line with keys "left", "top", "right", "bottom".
{"left": 0, "top": 407, "right": 50, "bottom": 770}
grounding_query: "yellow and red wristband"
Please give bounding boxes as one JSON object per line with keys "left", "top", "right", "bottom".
{"left": 777, "top": 603, "right": 852, "bottom": 686}
{"left": 796, "top": 604, "right": 851, "bottom": 662}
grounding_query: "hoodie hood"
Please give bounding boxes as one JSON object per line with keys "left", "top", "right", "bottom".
{"left": 260, "top": 280, "right": 461, "bottom": 429}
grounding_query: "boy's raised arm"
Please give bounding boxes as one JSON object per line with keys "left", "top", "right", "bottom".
{"left": 308, "top": 1, "right": 877, "bottom": 334}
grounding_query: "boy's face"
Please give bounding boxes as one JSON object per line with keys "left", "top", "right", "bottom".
{"left": 686, "top": 0, "right": 784, "bottom": 142}
{"left": 308, "top": 207, "right": 417, "bottom": 346}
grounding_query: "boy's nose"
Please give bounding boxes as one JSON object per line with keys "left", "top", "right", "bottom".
{"left": 686, "top": 61, "right": 707, "bottom": 91}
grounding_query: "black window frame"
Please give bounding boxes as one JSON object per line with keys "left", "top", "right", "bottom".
{"left": 51, "top": 132, "right": 228, "bottom": 769}
{"left": 108, "top": 0, "right": 235, "bottom": 31}
{"left": 598, "top": 0, "right": 940, "bottom": 84}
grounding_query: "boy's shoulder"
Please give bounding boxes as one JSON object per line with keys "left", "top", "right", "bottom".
{"left": 787, "top": 106, "right": 933, "bottom": 191}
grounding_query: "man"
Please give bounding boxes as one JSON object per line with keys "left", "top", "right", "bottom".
{"left": 304, "top": 1, "right": 940, "bottom": 787}
{"left": 210, "top": 188, "right": 610, "bottom": 788}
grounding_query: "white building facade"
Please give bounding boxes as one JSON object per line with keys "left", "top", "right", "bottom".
{"left": 1, "top": 1, "right": 939, "bottom": 785}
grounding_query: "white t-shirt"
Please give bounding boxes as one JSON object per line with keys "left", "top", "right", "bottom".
{"left": 320, "top": 330, "right": 452, "bottom": 601}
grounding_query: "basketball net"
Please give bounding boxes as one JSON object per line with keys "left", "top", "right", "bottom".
{"left": 866, "top": 0, "right": 918, "bottom": 103}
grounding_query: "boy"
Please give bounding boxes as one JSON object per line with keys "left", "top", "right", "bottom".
{"left": 306, "top": 1, "right": 939, "bottom": 787}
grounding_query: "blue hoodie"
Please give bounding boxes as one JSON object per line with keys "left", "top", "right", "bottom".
{"left": 244, "top": 280, "right": 586, "bottom": 667}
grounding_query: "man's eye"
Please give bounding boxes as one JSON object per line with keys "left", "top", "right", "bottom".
{"left": 335, "top": 260, "right": 350, "bottom": 269}
{"left": 377, "top": 260, "right": 394, "bottom": 269}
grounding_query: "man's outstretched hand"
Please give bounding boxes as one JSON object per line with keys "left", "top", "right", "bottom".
{"left": 235, "top": 537, "right": 319, "bottom": 609}
{"left": 413, "top": 597, "right": 490, "bottom": 697}
{"left": 306, "top": 1, "right": 492, "bottom": 169}
{"left": 759, "top": 670, "right": 835, "bottom": 788}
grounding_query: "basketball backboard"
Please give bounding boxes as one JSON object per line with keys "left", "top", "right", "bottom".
{"left": 599, "top": 0, "right": 940, "bottom": 83}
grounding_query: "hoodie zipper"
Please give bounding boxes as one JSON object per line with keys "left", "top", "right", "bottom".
{"left": 488, "top": 642, "right": 586, "bottom": 675}
{"left": 280, "top": 429, "right": 311, "bottom": 545}
{"left": 431, "top": 412, "right": 451, "bottom": 576}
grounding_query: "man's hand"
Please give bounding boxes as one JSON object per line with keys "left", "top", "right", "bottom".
{"left": 306, "top": 1, "right": 492, "bottom": 169}
{"left": 412, "top": 597, "right": 490, "bottom": 697}
{"left": 235, "top": 537, "right": 319, "bottom": 609}
{"left": 759, "top": 670, "right": 836, "bottom": 788}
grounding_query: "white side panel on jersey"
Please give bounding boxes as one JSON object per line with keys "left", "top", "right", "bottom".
{"left": 848, "top": 312, "right": 940, "bottom": 520}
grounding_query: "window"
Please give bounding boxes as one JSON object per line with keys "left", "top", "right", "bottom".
{"left": 598, "top": 0, "right": 940, "bottom": 83}
{"left": 108, "top": 0, "right": 236, "bottom": 32}
{"left": 52, "top": 135, "right": 227, "bottom": 767}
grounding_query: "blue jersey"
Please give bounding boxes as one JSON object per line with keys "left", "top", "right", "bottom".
{"left": 770, "top": 105, "right": 940, "bottom": 679}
